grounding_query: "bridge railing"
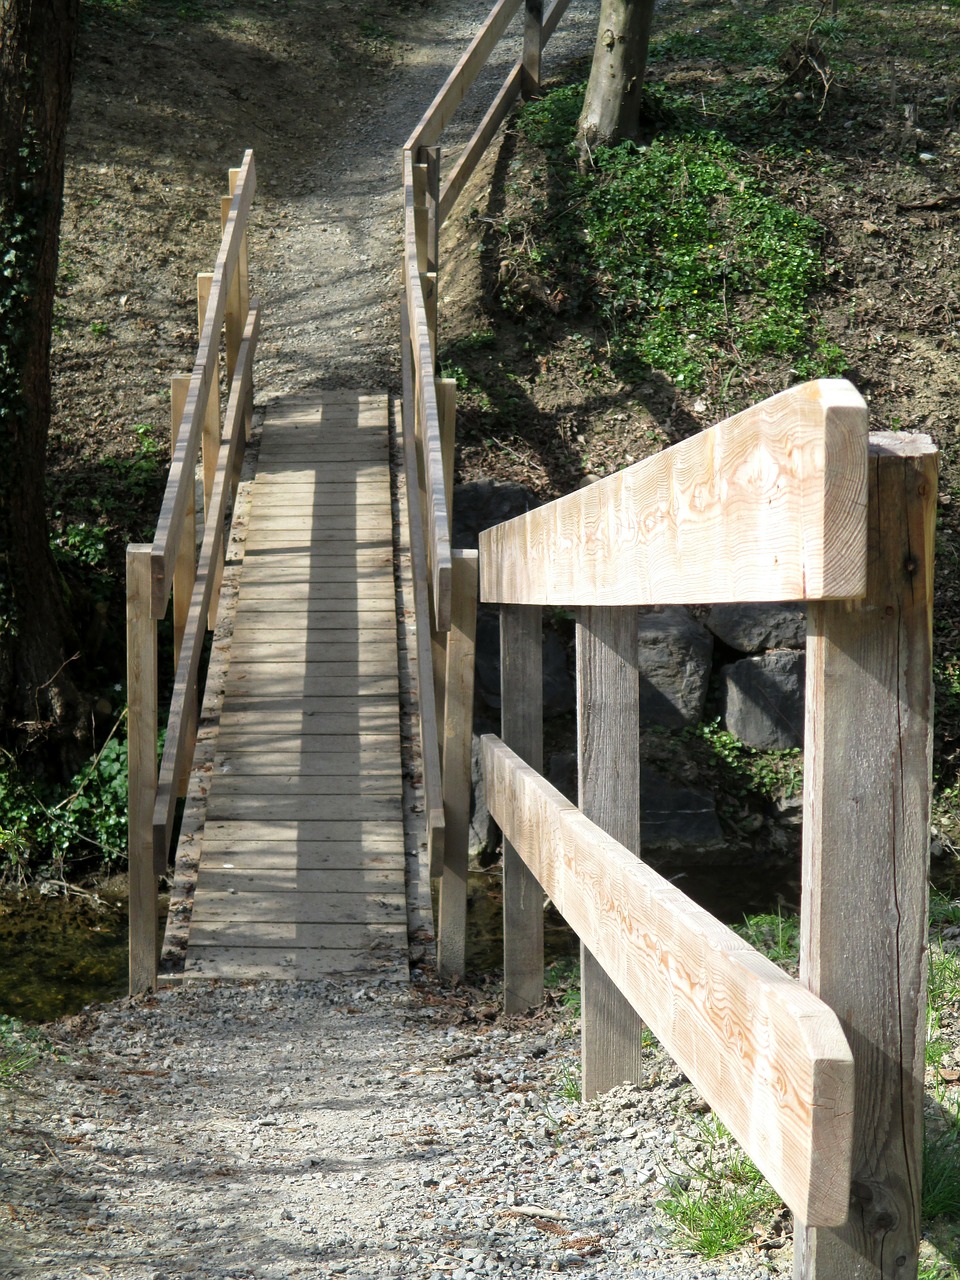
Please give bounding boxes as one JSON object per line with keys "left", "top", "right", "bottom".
{"left": 126, "top": 151, "right": 260, "bottom": 995}
{"left": 401, "top": 0, "right": 573, "bottom": 971}
{"left": 480, "top": 377, "right": 937, "bottom": 1272}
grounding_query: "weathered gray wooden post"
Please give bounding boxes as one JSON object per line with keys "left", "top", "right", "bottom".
{"left": 795, "top": 433, "right": 936, "bottom": 1280}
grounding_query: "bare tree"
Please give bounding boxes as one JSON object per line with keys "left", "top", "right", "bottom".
{"left": 0, "top": 0, "right": 85, "bottom": 775}
{"left": 577, "top": 0, "right": 656, "bottom": 160}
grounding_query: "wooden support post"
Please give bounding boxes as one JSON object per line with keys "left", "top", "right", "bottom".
{"left": 438, "top": 550, "right": 479, "bottom": 980}
{"left": 437, "top": 376, "right": 456, "bottom": 519}
{"left": 501, "top": 604, "right": 543, "bottom": 1012}
{"left": 522, "top": 0, "right": 544, "bottom": 99}
{"left": 170, "top": 374, "right": 194, "bottom": 666}
{"left": 127, "top": 545, "right": 159, "bottom": 994}
{"left": 576, "top": 606, "right": 643, "bottom": 1099}
{"left": 170, "top": 373, "right": 196, "bottom": 798}
{"left": 196, "top": 272, "right": 223, "bottom": 629}
{"left": 795, "top": 433, "right": 936, "bottom": 1280}
{"left": 413, "top": 149, "right": 440, "bottom": 354}
{"left": 221, "top": 193, "right": 243, "bottom": 387}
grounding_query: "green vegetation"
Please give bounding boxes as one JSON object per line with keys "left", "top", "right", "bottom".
{"left": 0, "top": 1013, "right": 49, "bottom": 1084}
{"left": 0, "top": 724, "right": 130, "bottom": 884}
{"left": 499, "top": 81, "right": 844, "bottom": 395}
{"left": 731, "top": 908, "right": 800, "bottom": 973}
{"left": 659, "top": 1114, "right": 780, "bottom": 1257}
{"left": 694, "top": 719, "right": 803, "bottom": 804}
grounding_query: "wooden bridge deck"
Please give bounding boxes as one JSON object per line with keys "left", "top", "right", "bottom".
{"left": 183, "top": 391, "right": 409, "bottom": 982}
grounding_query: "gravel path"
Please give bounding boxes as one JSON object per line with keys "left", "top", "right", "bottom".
{"left": 1, "top": 980, "right": 789, "bottom": 1279}
{"left": 2, "top": 4, "right": 793, "bottom": 1277}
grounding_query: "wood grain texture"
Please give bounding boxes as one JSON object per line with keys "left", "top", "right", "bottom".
{"left": 501, "top": 605, "right": 544, "bottom": 1012}
{"left": 438, "top": 551, "right": 479, "bottom": 980}
{"left": 127, "top": 545, "right": 159, "bottom": 993}
{"left": 152, "top": 150, "right": 256, "bottom": 614}
{"left": 480, "top": 380, "right": 868, "bottom": 606}
{"left": 795, "top": 433, "right": 937, "bottom": 1280}
{"left": 577, "top": 607, "right": 644, "bottom": 1099}
{"left": 482, "top": 735, "right": 854, "bottom": 1226}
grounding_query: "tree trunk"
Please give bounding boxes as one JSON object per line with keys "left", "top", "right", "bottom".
{"left": 0, "top": 0, "right": 86, "bottom": 776}
{"left": 577, "top": 0, "right": 656, "bottom": 160}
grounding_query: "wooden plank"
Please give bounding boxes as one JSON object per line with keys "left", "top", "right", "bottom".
{"left": 191, "top": 892, "right": 406, "bottom": 924}
{"left": 577, "top": 606, "right": 644, "bottom": 1099}
{"left": 232, "top": 582, "right": 395, "bottom": 602}
{"left": 184, "top": 946, "right": 408, "bottom": 980}
{"left": 216, "top": 709, "right": 400, "bottom": 735}
{"left": 228, "top": 644, "right": 396, "bottom": 664}
{"left": 199, "top": 842, "right": 402, "bottom": 866}
{"left": 406, "top": 0, "right": 523, "bottom": 150}
{"left": 205, "top": 795, "right": 401, "bottom": 823}
{"left": 188, "top": 922, "right": 406, "bottom": 945}
{"left": 232, "top": 604, "right": 396, "bottom": 623}
{"left": 438, "top": 551, "right": 479, "bottom": 979}
{"left": 480, "top": 380, "right": 869, "bottom": 607}
{"left": 212, "top": 732, "right": 399, "bottom": 747}
{"left": 236, "top": 585, "right": 393, "bottom": 603}
{"left": 202, "top": 819, "right": 402, "bottom": 844}
{"left": 126, "top": 544, "right": 158, "bottom": 994}
{"left": 237, "top": 566, "right": 393, "bottom": 586}
{"left": 224, "top": 676, "right": 398, "bottom": 700}
{"left": 195, "top": 866, "right": 403, "bottom": 891}
{"left": 210, "top": 774, "right": 399, "bottom": 797}
{"left": 152, "top": 150, "right": 256, "bottom": 614}
{"left": 482, "top": 735, "right": 854, "bottom": 1227}
{"left": 795, "top": 432, "right": 936, "bottom": 1279}
{"left": 213, "top": 752, "right": 400, "bottom": 776}
{"left": 501, "top": 604, "right": 544, "bottom": 1013}
{"left": 400, "top": 305, "right": 444, "bottom": 852}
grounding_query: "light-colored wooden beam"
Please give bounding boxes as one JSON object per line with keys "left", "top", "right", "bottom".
{"left": 480, "top": 379, "right": 868, "bottom": 606}
{"left": 482, "top": 735, "right": 854, "bottom": 1227}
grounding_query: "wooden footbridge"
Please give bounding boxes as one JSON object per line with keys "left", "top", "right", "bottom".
{"left": 125, "top": 3, "right": 940, "bottom": 1275}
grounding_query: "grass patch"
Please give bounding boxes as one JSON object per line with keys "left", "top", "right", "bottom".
{"left": 0, "top": 1014, "right": 49, "bottom": 1085}
{"left": 501, "top": 85, "right": 844, "bottom": 393}
{"left": 659, "top": 1114, "right": 780, "bottom": 1257}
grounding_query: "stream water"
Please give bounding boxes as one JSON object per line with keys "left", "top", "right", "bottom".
{"left": 0, "top": 888, "right": 130, "bottom": 1022}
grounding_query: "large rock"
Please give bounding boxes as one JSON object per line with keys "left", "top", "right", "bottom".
{"left": 720, "top": 649, "right": 805, "bottom": 749}
{"left": 706, "top": 603, "right": 806, "bottom": 653}
{"left": 452, "top": 480, "right": 538, "bottom": 549}
{"left": 640, "top": 767, "right": 724, "bottom": 853}
{"left": 545, "top": 754, "right": 723, "bottom": 855}
{"left": 473, "top": 607, "right": 574, "bottom": 716}
{"left": 637, "top": 607, "right": 713, "bottom": 728}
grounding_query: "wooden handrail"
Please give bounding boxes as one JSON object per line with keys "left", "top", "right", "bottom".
{"left": 480, "top": 379, "right": 870, "bottom": 607}
{"left": 127, "top": 157, "right": 260, "bottom": 994}
{"left": 483, "top": 734, "right": 855, "bottom": 1227}
{"left": 151, "top": 149, "right": 257, "bottom": 617}
{"left": 405, "top": 0, "right": 524, "bottom": 152}
{"left": 152, "top": 303, "right": 261, "bottom": 865}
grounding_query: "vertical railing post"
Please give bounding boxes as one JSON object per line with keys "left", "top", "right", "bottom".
{"left": 438, "top": 549, "right": 479, "bottom": 979}
{"left": 576, "top": 605, "right": 643, "bottom": 1099}
{"left": 796, "top": 433, "right": 936, "bottom": 1280}
{"left": 196, "top": 272, "right": 223, "bottom": 629}
{"left": 501, "top": 604, "right": 543, "bottom": 1011}
{"left": 127, "top": 544, "right": 158, "bottom": 994}
{"left": 170, "top": 373, "right": 196, "bottom": 798}
{"left": 413, "top": 145, "right": 440, "bottom": 354}
{"left": 522, "top": 0, "right": 544, "bottom": 99}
